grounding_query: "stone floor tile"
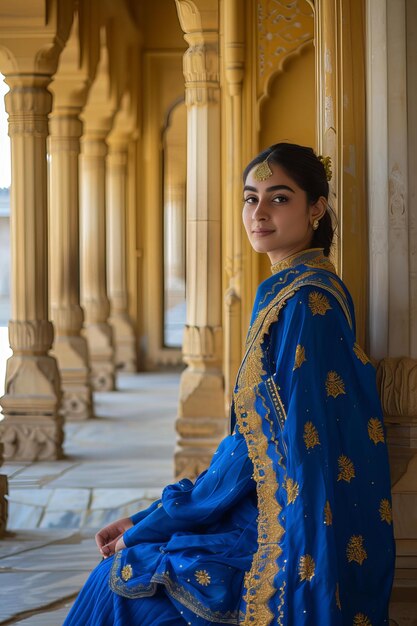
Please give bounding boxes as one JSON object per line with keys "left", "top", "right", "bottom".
{"left": 39, "top": 511, "right": 84, "bottom": 530}
{"left": 47, "top": 489, "right": 90, "bottom": 512}
{"left": 0, "top": 530, "right": 76, "bottom": 560}
{"left": 14, "top": 606, "right": 73, "bottom": 625}
{"left": 90, "top": 488, "right": 145, "bottom": 510}
{"left": 0, "top": 464, "right": 28, "bottom": 478}
{"left": 0, "top": 571, "right": 88, "bottom": 622}
{"left": 8, "top": 489, "right": 53, "bottom": 508}
{"left": 0, "top": 536, "right": 97, "bottom": 572}
{"left": 7, "top": 502, "right": 44, "bottom": 530}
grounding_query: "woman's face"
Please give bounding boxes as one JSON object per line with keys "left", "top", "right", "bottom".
{"left": 242, "top": 162, "right": 325, "bottom": 264}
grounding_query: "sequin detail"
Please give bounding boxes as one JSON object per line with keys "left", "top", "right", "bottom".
{"left": 303, "top": 421, "right": 320, "bottom": 449}
{"left": 353, "top": 613, "right": 372, "bottom": 626}
{"left": 368, "top": 418, "right": 385, "bottom": 444}
{"left": 347, "top": 535, "right": 367, "bottom": 565}
{"left": 298, "top": 554, "right": 315, "bottom": 582}
{"left": 284, "top": 477, "right": 299, "bottom": 504}
{"left": 379, "top": 499, "right": 392, "bottom": 524}
{"left": 121, "top": 564, "right": 133, "bottom": 581}
{"left": 195, "top": 570, "right": 211, "bottom": 586}
{"left": 337, "top": 455, "right": 355, "bottom": 482}
{"left": 293, "top": 344, "right": 306, "bottom": 370}
{"left": 308, "top": 290, "right": 332, "bottom": 315}
{"left": 324, "top": 500, "right": 333, "bottom": 525}
{"left": 353, "top": 342, "right": 370, "bottom": 364}
{"left": 326, "top": 371, "right": 346, "bottom": 398}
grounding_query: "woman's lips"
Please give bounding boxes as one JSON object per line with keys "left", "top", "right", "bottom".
{"left": 252, "top": 230, "right": 275, "bottom": 237}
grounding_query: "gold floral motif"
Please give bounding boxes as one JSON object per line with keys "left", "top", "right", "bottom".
{"left": 303, "top": 421, "right": 320, "bottom": 449}
{"left": 367, "top": 418, "right": 385, "bottom": 445}
{"left": 284, "top": 477, "right": 299, "bottom": 504}
{"left": 195, "top": 569, "right": 211, "bottom": 586}
{"left": 353, "top": 342, "right": 370, "bottom": 365}
{"left": 353, "top": 613, "right": 372, "bottom": 626}
{"left": 308, "top": 290, "right": 332, "bottom": 316}
{"left": 379, "top": 498, "right": 393, "bottom": 524}
{"left": 337, "top": 455, "right": 355, "bottom": 483}
{"left": 277, "top": 580, "right": 286, "bottom": 626}
{"left": 325, "top": 371, "right": 346, "bottom": 398}
{"left": 298, "top": 554, "right": 315, "bottom": 582}
{"left": 324, "top": 500, "right": 333, "bottom": 526}
{"left": 293, "top": 344, "right": 306, "bottom": 370}
{"left": 347, "top": 535, "right": 367, "bottom": 565}
{"left": 335, "top": 583, "right": 341, "bottom": 610}
{"left": 121, "top": 564, "right": 133, "bottom": 581}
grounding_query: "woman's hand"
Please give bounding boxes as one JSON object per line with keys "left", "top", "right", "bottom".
{"left": 95, "top": 517, "right": 133, "bottom": 558}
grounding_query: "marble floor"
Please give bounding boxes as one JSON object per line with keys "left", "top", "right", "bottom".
{"left": 0, "top": 371, "right": 180, "bottom": 625}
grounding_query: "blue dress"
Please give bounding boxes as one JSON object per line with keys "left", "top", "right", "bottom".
{"left": 64, "top": 247, "right": 395, "bottom": 626}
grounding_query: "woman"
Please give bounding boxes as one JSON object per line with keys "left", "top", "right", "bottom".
{"left": 64, "top": 143, "right": 395, "bottom": 626}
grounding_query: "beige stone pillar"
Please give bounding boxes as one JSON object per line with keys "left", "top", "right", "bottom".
{"left": 315, "top": 0, "right": 367, "bottom": 347}
{"left": 174, "top": 1, "right": 224, "bottom": 479}
{"left": 223, "top": 0, "right": 245, "bottom": 411}
{"left": 0, "top": 0, "right": 75, "bottom": 461}
{"left": 79, "top": 39, "right": 117, "bottom": 392}
{"left": 47, "top": 7, "right": 99, "bottom": 420}
{"left": 107, "top": 120, "right": 137, "bottom": 372}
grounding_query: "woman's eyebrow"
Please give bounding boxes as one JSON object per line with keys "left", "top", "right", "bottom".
{"left": 243, "top": 184, "right": 295, "bottom": 193}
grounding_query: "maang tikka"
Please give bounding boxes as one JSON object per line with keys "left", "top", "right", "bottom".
{"left": 253, "top": 155, "right": 273, "bottom": 182}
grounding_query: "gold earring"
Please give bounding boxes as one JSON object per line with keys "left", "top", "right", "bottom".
{"left": 312, "top": 219, "right": 319, "bottom": 230}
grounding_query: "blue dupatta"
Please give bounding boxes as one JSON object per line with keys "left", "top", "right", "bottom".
{"left": 108, "top": 247, "right": 395, "bottom": 626}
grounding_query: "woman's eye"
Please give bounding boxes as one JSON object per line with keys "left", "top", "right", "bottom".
{"left": 272, "top": 195, "right": 288, "bottom": 203}
{"left": 243, "top": 196, "right": 258, "bottom": 204}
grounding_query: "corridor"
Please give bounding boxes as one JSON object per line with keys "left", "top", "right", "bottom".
{"left": 0, "top": 371, "right": 179, "bottom": 625}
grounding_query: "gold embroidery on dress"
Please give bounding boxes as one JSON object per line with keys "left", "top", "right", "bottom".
{"left": 232, "top": 263, "right": 352, "bottom": 626}
{"left": 284, "top": 477, "right": 299, "bottom": 504}
{"left": 303, "top": 421, "right": 320, "bottom": 449}
{"left": 326, "top": 371, "right": 346, "bottom": 398}
{"left": 346, "top": 535, "right": 367, "bottom": 565}
{"left": 270, "top": 248, "right": 330, "bottom": 275}
{"left": 367, "top": 418, "right": 385, "bottom": 444}
{"left": 195, "top": 570, "right": 211, "bottom": 586}
{"left": 353, "top": 342, "right": 370, "bottom": 365}
{"left": 277, "top": 580, "right": 286, "bottom": 626}
{"left": 121, "top": 564, "right": 133, "bottom": 581}
{"left": 304, "top": 257, "right": 337, "bottom": 273}
{"left": 293, "top": 344, "right": 306, "bottom": 370}
{"left": 379, "top": 498, "right": 393, "bottom": 524}
{"left": 335, "top": 583, "right": 341, "bottom": 610}
{"left": 308, "top": 290, "right": 332, "bottom": 316}
{"left": 353, "top": 613, "right": 372, "bottom": 626}
{"left": 298, "top": 554, "right": 316, "bottom": 582}
{"left": 324, "top": 500, "right": 333, "bottom": 525}
{"left": 337, "top": 455, "right": 355, "bottom": 482}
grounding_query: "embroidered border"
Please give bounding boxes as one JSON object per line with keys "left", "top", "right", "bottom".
{"left": 109, "top": 553, "right": 243, "bottom": 624}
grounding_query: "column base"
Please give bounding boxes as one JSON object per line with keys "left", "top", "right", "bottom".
{"left": 109, "top": 314, "right": 137, "bottom": 372}
{"left": 83, "top": 322, "right": 116, "bottom": 391}
{"left": 0, "top": 414, "right": 64, "bottom": 461}
{"left": 0, "top": 353, "right": 63, "bottom": 461}
{"left": 175, "top": 366, "right": 226, "bottom": 479}
{"left": 52, "top": 335, "right": 93, "bottom": 420}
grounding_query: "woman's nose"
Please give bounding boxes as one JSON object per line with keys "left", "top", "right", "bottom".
{"left": 252, "top": 197, "right": 269, "bottom": 220}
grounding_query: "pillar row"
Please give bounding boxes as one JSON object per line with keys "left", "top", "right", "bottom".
{"left": 80, "top": 131, "right": 116, "bottom": 391}
{"left": 106, "top": 136, "right": 137, "bottom": 372}
{"left": 48, "top": 110, "right": 93, "bottom": 420}
{"left": 0, "top": 75, "right": 63, "bottom": 461}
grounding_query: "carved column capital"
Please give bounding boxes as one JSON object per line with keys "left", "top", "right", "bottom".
{"left": 183, "top": 39, "right": 220, "bottom": 105}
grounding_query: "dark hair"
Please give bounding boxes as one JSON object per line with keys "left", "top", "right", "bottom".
{"left": 243, "top": 142, "right": 337, "bottom": 256}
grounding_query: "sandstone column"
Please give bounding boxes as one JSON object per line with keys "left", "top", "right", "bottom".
{"left": 48, "top": 8, "right": 99, "bottom": 419}
{"left": 315, "top": 0, "right": 367, "bottom": 346}
{"left": 106, "top": 110, "right": 137, "bottom": 372}
{"left": 174, "top": 1, "right": 224, "bottom": 479}
{"left": 223, "top": 0, "right": 246, "bottom": 411}
{"left": 0, "top": 1, "right": 74, "bottom": 461}
{"left": 79, "top": 40, "right": 116, "bottom": 392}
